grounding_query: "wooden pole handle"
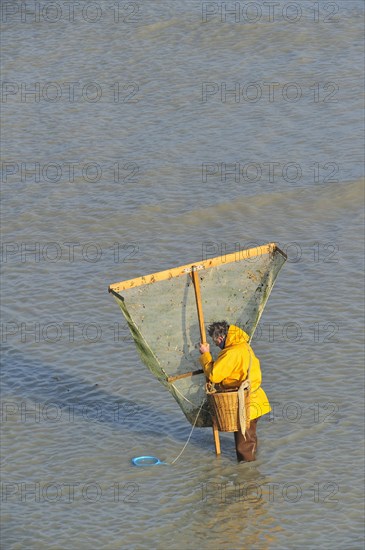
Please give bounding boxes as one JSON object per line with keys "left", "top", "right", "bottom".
{"left": 191, "top": 266, "right": 221, "bottom": 455}
{"left": 191, "top": 268, "right": 207, "bottom": 344}
{"left": 167, "top": 369, "right": 203, "bottom": 383}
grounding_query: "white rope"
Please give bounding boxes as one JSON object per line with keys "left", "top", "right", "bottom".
{"left": 170, "top": 383, "right": 196, "bottom": 406}
{"left": 168, "top": 400, "right": 205, "bottom": 465}
{"left": 171, "top": 382, "right": 210, "bottom": 413}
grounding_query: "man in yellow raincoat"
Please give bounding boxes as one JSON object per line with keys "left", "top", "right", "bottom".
{"left": 199, "top": 320, "right": 271, "bottom": 462}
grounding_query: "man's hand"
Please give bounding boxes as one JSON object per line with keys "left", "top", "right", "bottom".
{"left": 199, "top": 342, "right": 210, "bottom": 354}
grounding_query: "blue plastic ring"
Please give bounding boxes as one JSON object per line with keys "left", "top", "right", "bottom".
{"left": 131, "top": 456, "right": 165, "bottom": 466}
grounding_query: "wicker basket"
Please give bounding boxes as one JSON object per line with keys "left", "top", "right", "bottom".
{"left": 207, "top": 387, "right": 250, "bottom": 432}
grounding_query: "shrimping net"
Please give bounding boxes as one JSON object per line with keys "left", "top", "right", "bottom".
{"left": 109, "top": 244, "right": 286, "bottom": 427}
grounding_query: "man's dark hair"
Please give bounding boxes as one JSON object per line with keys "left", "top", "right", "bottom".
{"left": 208, "top": 321, "right": 230, "bottom": 341}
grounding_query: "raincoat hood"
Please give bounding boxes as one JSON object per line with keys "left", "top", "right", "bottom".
{"left": 225, "top": 325, "right": 250, "bottom": 347}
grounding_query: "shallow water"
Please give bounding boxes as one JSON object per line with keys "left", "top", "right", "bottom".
{"left": 1, "top": 1, "right": 364, "bottom": 548}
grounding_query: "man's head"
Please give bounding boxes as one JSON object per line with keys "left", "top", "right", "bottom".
{"left": 208, "top": 321, "right": 230, "bottom": 348}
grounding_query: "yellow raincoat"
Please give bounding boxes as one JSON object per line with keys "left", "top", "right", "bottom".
{"left": 200, "top": 325, "right": 271, "bottom": 420}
